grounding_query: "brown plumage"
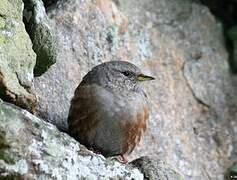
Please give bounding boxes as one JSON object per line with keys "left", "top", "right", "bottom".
{"left": 68, "top": 61, "right": 154, "bottom": 162}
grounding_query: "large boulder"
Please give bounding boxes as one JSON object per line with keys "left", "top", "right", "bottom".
{"left": 0, "top": 100, "right": 144, "bottom": 179}
{"left": 0, "top": 100, "right": 183, "bottom": 179}
{"left": 33, "top": 0, "right": 237, "bottom": 179}
{"left": 0, "top": 0, "right": 36, "bottom": 111}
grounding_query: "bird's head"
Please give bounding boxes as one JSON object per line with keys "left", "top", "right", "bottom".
{"left": 82, "top": 61, "right": 155, "bottom": 92}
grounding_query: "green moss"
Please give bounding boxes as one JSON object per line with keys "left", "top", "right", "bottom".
{"left": 0, "top": 0, "right": 37, "bottom": 111}
{"left": 0, "top": 0, "right": 21, "bottom": 19}
{"left": 0, "top": 17, "right": 6, "bottom": 44}
{"left": 0, "top": 152, "right": 17, "bottom": 165}
{"left": 0, "top": 131, "right": 15, "bottom": 164}
{"left": 0, "top": 35, "right": 6, "bottom": 45}
{"left": 0, "top": 18, "right": 5, "bottom": 29}
{"left": 23, "top": 0, "right": 57, "bottom": 76}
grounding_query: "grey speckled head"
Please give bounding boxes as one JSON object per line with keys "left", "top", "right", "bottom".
{"left": 80, "top": 61, "right": 155, "bottom": 92}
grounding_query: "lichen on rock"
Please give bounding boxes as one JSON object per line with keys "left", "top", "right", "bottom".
{"left": 0, "top": 100, "right": 144, "bottom": 179}
{"left": 0, "top": 0, "right": 36, "bottom": 111}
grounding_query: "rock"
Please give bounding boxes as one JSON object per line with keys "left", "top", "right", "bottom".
{"left": 0, "top": 0, "right": 36, "bottom": 111}
{"left": 33, "top": 0, "right": 237, "bottom": 179}
{"left": 199, "top": 0, "right": 237, "bottom": 73}
{"left": 131, "top": 156, "right": 183, "bottom": 180}
{"left": 23, "top": 0, "right": 57, "bottom": 76}
{"left": 225, "top": 163, "right": 237, "bottom": 180}
{"left": 0, "top": 100, "right": 143, "bottom": 179}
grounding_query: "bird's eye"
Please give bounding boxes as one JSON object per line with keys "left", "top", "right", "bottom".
{"left": 122, "top": 71, "right": 131, "bottom": 77}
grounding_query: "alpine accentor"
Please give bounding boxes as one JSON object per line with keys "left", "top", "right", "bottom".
{"left": 68, "top": 61, "right": 154, "bottom": 163}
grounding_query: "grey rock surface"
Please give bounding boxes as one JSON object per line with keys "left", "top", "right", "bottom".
{"left": 23, "top": 0, "right": 57, "bottom": 76}
{"left": 0, "top": 0, "right": 36, "bottom": 111}
{"left": 225, "top": 162, "right": 237, "bottom": 179}
{"left": 131, "top": 156, "right": 183, "bottom": 180}
{"left": 0, "top": 100, "right": 144, "bottom": 179}
{"left": 33, "top": 0, "right": 237, "bottom": 179}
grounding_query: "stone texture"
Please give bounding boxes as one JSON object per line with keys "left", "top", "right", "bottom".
{"left": 131, "top": 156, "right": 183, "bottom": 180}
{"left": 23, "top": 0, "right": 57, "bottom": 76}
{"left": 0, "top": 100, "right": 144, "bottom": 179}
{"left": 33, "top": 0, "right": 237, "bottom": 179}
{"left": 225, "top": 163, "right": 237, "bottom": 180}
{"left": 0, "top": 0, "right": 36, "bottom": 111}
{"left": 199, "top": 0, "right": 237, "bottom": 73}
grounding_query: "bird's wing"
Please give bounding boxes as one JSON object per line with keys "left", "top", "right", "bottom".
{"left": 68, "top": 84, "right": 124, "bottom": 156}
{"left": 68, "top": 84, "right": 104, "bottom": 147}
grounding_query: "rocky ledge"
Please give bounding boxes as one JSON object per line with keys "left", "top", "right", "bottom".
{"left": 0, "top": 100, "right": 182, "bottom": 179}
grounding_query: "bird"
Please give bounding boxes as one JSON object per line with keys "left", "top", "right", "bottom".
{"left": 68, "top": 61, "right": 154, "bottom": 163}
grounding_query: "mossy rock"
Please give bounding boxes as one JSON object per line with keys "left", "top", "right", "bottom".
{"left": 0, "top": 0, "right": 36, "bottom": 111}
{"left": 23, "top": 0, "right": 57, "bottom": 76}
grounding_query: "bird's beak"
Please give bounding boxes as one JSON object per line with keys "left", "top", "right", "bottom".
{"left": 137, "top": 74, "right": 155, "bottom": 81}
